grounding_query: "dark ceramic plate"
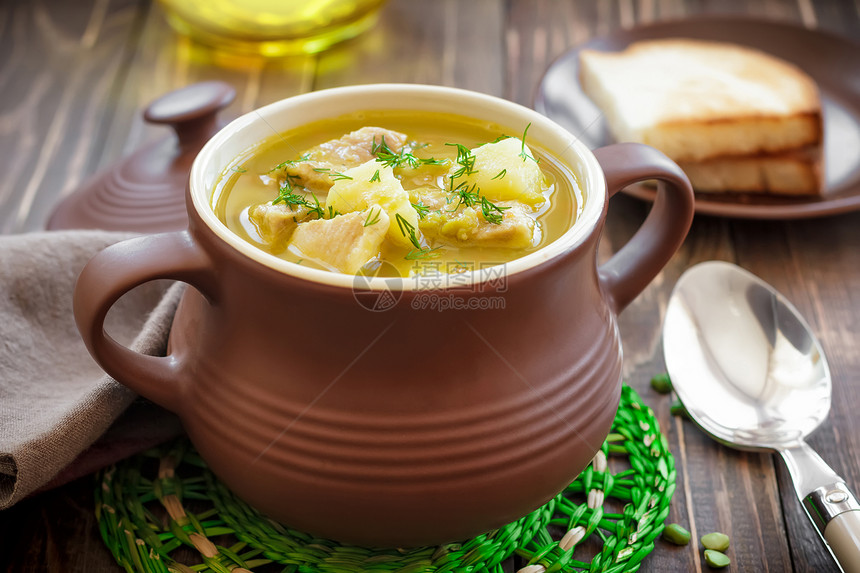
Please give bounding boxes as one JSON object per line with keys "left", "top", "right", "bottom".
{"left": 535, "top": 17, "right": 860, "bottom": 219}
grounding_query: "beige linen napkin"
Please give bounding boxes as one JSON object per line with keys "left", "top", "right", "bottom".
{"left": 0, "top": 231, "right": 184, "bottom": 509}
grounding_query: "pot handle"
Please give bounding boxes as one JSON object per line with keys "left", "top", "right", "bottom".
{"left": 594, "top": 143, "right": 695, "bottom": 313}
{"left": 73, "top": 231, "right": 216, "bottom": 413}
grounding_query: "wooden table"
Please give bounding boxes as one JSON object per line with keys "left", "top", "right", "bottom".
{"left": 1, "top": 0, "right": 859, "bottom": 571}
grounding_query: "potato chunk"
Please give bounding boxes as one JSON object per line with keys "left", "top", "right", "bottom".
{"left": 456, "top": 137, "right": 545, "bottom": 206}
{"left": 326, "top": 160, "right": 423, "bottom": 249}
{"left": 289, "top": 207, "right": 390, "bottom": 274}
{"left": 283, "top": 127, "right": 408, "bottom": 193}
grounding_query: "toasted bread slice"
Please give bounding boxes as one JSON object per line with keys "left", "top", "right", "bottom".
{"left": 579, "top": 39, "right": 823, "bottom": 164}
{"left": 678, "top": 147, "right": 822, "bottom": 195}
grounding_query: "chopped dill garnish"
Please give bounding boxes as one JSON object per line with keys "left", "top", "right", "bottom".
{"left": 371, "top": 136, "right": 447, "bottom": 170}
{"left": 327, "top": 206, "right": 340, "bottom": 219}
{"left": 272, "top": 177, "right": 304, "bottom": 207}
{"left": 312, "top": 167, "right": 353, "bottom": 181}
{"left": 420, "top": 157, "right": 448, "bottom": 166}
{"left": 305, "top": 193, "right": 325, "bottom": 219}
{"left": 394, "top": 213, "right": 422, "bottom": 250}
{"left": 273, "top": 183, "right": 332, "bottom": 220}
{"left": 364, "top": 207, "right": 381, "bottom": 227}
{"left": 492, "top": 134, "right": 511, "bottom": 143}
{"left": 480, "top": 195, "right": 510, "bottom": 224}
{"left": 491, "top": 169, "right": 506, "bottom": 180}
{"left": 269, "top": 153, "right": 311, "bottom": 173}
{"left": 411, "top": 201, "right": 430, "bottom": 220}
{"left": 450, "top": 180, "right": 481, "bottom": 210}
{"left": 518, "top": 123, "right": 539, "bottom": 164}
{"left": 231, "top": 166, "right": 247, "bottom": 173}
{"left": 446, "top": 143, "right": 477, "bottom": 180}
{"left": 369, "top": 170, "right": 381, "bottom": 182}
{"left": 446, "top": 180, "right": 508, "bottom": 225}
{"left": 405, "top": 247, "right": 442, "bottom": 260}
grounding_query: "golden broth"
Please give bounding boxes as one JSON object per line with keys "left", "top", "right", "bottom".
{"left": 213, "top": 110, "right": 584, "bottom": 277}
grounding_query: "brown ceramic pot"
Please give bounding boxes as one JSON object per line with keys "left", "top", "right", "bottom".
{"left": 74, "top": 84, "right": 694, "bottom": 547}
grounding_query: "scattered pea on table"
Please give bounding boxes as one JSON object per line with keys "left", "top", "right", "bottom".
{"left": 705, "top": 549, "right": 731, "bottom": 568}
{"left": 662, "top": 523, "right": 692, "bottom": 545}
{"left": 650, "top": 373, "right": 673, "bottom": 394}
{"left": 702, "top": 532, "right": 730, "bottom": 552}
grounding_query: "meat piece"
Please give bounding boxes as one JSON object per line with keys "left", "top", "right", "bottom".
{"left": 289, "top": 207, "right": 390, "bottom": 274}
{"left": 249, "top": 202, "right": 309, "bottom": 249}
{"left": 469, "top": 202, "right": 537, "bottom": 247}
{"left": 418, "top": 200, "right": 537, "bottom": 249}
{"left": 408, "top": 186, "right": 449, "bottom": 211}
{"left": 283, "top": 127, "right": 409, "bottom": 193}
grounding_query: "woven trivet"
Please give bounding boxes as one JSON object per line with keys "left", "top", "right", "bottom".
{"left": 96, "top": 384, "right": 675, "bottom": 573}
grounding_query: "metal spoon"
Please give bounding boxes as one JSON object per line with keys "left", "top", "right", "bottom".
{"left": 663, "top": 261, "right": 860, "bottom": 573}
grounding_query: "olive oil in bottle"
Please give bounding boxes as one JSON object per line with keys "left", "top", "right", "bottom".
{"left": 157, "top": 0, "right": 387, "bottom": 56}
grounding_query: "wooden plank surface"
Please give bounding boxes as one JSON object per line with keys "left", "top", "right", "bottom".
{"left": 0, "top": 0, "right": 144, "bottom": 233}
{"left": 1, "top": 0, "right": 859, "bottom": 571}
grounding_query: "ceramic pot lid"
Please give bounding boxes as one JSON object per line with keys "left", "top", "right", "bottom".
{"left": 46, "top": 81, "right": 235, "bottom": 233}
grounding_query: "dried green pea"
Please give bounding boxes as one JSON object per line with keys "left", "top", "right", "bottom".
{"left": 670, "top": 399, "right": 688, "bottom": 418}
{"left": 662, "top": 523, "right": 691, "bottom": 545}
{"left": 704, "top": 549, "right": 731, "bottom": 568}
{"left": 701, "top": 532, "right": 730, "bottom": 552}
{"left": 650, "top": 373, "right": 673, "bottom": 394}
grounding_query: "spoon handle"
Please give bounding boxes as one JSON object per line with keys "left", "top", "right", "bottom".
{"left": 780, "top": 444, "right": 860, "bottom": 573}
{"left": 826, "top": 511, "right": 860, "bottom": 573}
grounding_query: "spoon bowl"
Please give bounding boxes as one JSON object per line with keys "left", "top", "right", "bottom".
{"left": 663, "top": 261, "right": 860, "bottom": 573}
{"left": 663, "top": 260, "right": 830, "bottom": 450}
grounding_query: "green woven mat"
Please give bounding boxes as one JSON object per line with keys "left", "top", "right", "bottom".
{"left": 96, "top": 384, "right": 675, "bottom": 573}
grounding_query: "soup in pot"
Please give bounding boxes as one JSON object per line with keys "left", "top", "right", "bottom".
{"left": 213, "top": 110, "right": 584, "bottom": 278}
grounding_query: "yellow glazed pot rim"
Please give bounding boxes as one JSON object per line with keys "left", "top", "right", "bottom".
{"left": 190, "top": 83, "right": 606, "bottom": 291}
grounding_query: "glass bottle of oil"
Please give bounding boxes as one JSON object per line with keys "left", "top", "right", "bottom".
{"left": 157, "top": 0, "right": 387, "bottom": 57}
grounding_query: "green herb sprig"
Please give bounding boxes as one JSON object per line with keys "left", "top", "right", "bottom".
{"left": 311, "top": 167, "right": 353, "bottom": 181}
{"left": 411, "top": 201, "right": 430, "bottom": 220}
{"left": 372, "top": 137, "right": 447, "bottom": 170}
{"left": 446, "top": 143, "right": 478, "bottom": 182}
{"left": 394, "top": 213, "right": 422, "bottom": 250}
{"left": 273, "top": 181, "right": 335, "bottom": 221}
{"left": 395, "top": 212, "right": 442, "bottom": 259}
{"left": 480, "top": 196, "right": 510, "bottom": 224}
{"left": 364, "top": 207, "right": 381, "bottom": 227}
{"left": 450, "top": 181, "right": 481, "bottom": 210}
{"left": 405, "top": 247, "right": 441, "bottom": 260}
{"left": 518, "top": 123, "right": 539, "bottom": 164}
{"left": 272, "top": 176, "right": 304, "bottom": 207}
{"left": 269, "top": 153, "right": 311, "bottom": 173}
{"left": 445, "top": 178, "right": 509, "bottom": 225}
